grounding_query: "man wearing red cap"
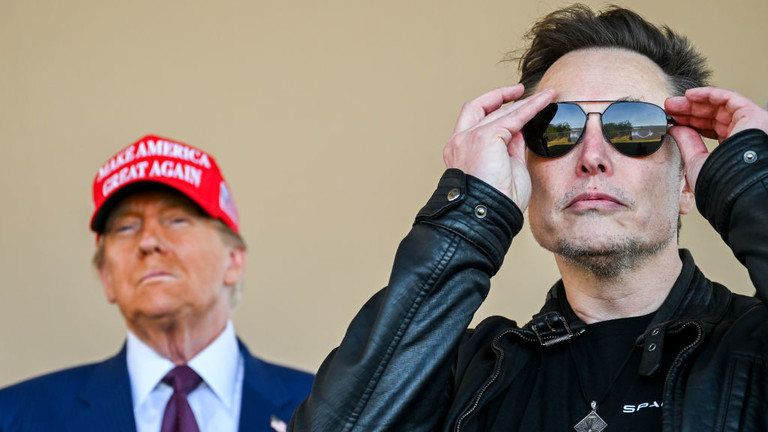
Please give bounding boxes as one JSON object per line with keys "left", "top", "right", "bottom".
{"left": 0, "top": 135, "right": 313, "bottom": 432}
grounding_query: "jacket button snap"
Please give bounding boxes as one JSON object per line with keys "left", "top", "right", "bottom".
{"left": 651, "top": 328, "right": 660, "bottom": 336}
{"left": 743, "top": 150, "right": 757, "bottom": 163}
{"left": 474, "top": 205, "right": 487, "bottom": 219}
{"left": 447, "top": 188, "right": 461, "bottom": 201}
{"left": 648, "top": 343, "right": 657, "bottom": 352}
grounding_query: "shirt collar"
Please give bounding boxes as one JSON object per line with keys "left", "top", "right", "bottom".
{"left": 188, "top": 320, "right": 241, "bottom": 410}
{"left": 126, "top": 320, "right": 242, "bottom": 410}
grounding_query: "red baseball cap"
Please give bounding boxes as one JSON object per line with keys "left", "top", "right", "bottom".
{"left": 90, "top": 134, "right": 239, "bottom": 233}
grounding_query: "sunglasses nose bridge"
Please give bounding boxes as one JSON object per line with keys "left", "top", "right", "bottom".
{"left": 580, "top": 112, "right": 609, "bottom": 143}
{"left": 584, "top": 110, "right": 605, "bottom": 123}
{"left": 574, "top": 112, "right": 616, "bottom": 166}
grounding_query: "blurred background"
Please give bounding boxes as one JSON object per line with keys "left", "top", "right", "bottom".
{"left": 2, "top": 0, "right": 766, "bottom": 387}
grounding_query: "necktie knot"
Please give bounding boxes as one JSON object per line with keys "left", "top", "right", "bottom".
{"left": 161, "top": 365, "right": 202, "bottom": 432}
{"left": 162, "top": 365, "right": 202, "bottom": 395}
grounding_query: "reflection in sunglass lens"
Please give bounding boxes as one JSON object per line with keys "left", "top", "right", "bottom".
{"left": 524, "top": 101, "right": 670, "bottom": 158}
{"left": 602, "top": 102, "right": 666, "bottom": 157}
{"left": 524, "top": 103, "right": 586, "bottom": 158}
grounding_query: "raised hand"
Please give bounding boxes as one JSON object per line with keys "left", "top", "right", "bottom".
{"left": 443, "top": 84, "right": 555, "bottom": 210}
{"left": 666, "top": 87, "right": 768, "bottom": 191}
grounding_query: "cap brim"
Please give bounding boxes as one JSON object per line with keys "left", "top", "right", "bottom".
{"left": 90, "top": 181, "right": 183, "bottom": 233}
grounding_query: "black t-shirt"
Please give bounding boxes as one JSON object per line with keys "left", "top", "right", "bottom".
{"left": 490, "top": 310, "right": 668, "bottom": 431}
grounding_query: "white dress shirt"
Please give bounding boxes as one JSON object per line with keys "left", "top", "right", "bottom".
{"left": 127, "top": 320, "right": 245, "bottom": 432}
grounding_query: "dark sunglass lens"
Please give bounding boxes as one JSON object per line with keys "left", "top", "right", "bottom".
{"left": 524, "top": 103, "right": 585, "bottom": 158}
{"left": 524, "top": 103, "right": 558, "bottom": 157}
{"left": 602, "top": 102, "right": 667, "bottom": 157}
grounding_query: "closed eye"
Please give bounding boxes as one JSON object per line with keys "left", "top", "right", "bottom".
{"left": 166, "top": 215, "right": 192, "bottom": 227}
{"left": 111, "top": 221, "right": 139, "bottom": 234}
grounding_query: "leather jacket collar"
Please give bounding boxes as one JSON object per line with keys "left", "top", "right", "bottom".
{"left": 516, "top": 249, "right": 733, "bottom": 375}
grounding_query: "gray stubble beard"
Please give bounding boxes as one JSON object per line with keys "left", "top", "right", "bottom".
{"left": 554, "top": 235, "right": 672, "bottom": 279}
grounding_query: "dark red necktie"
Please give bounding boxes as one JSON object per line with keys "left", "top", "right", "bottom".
{"left": 160, "top": 365, "right": 203, "bottom": 432}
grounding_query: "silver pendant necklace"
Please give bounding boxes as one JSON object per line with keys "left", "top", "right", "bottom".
{"left": 574, "top": 401, "right": 608, "bottom": 432}
{"left": 569, "top": 340, "right": 638, "bottom": 432}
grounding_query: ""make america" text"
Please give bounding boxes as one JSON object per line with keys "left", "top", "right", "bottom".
{"left": 97, "top": 138, "right": 211, "bottom": 182}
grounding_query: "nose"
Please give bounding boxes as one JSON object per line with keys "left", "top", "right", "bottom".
{"left": 137, "top": 220, "right": 166, "bottom": 256}
{"left": 575, "top": 113, "right": 613, "bottom": 176}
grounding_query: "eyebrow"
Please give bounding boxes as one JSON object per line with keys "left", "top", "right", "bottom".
{"left": 104, "top": 196, "right": 201, "bottom": 229}
{"left": 103, "top": 208, "right": 137, "bottom": 232}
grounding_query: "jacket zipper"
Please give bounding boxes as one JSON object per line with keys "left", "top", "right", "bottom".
{"left": 661, "top": 320, "right": 703, "bottom": 432}
{"left": 454, "top": 328, "right": 537, "bottom": 432}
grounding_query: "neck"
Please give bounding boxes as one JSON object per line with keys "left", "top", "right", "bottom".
{"left": 128, "top": 313, "right": 228, "bottom": 365}
{"left": 556, "top": 245, "right": 682, "bottom": 324}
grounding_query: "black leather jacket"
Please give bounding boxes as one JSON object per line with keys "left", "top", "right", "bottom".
{"left": 291, "top": 130, "right": 768, "bottom": 432}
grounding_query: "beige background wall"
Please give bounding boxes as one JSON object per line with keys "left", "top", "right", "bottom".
{"left": 1, "top": 0, "right": 766, "bottom": 387}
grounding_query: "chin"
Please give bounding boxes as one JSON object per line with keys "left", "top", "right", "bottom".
{"left": 530, "top": 223, "right": 618, "bottom": 254}
{"left": 556, "top": 234, "right": 672, "bottom": 277}
{"left": 134, "top": 297, "right": 186, "bottom": 321}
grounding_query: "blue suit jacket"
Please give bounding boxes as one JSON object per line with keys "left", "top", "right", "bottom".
{"left": 0, "top": 340, "right": 313, "bottom": 432}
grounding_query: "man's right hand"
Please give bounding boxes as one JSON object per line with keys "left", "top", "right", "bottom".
{"left": 443, "top": 84, "right": 556, "bottom": 211}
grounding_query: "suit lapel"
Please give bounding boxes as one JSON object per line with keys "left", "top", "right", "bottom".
{"left": 237, "top": 341, "right": 293, "bottom": 432}
{"left": 70, "top": 345, "right": 137, "bottom": 432}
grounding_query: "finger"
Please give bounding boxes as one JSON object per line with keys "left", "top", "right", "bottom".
{"left": 673, "top": 87, "right": 768, "bottom": 140}
{"left": 473, "top": 88, "right": 556, "bottom": 144}
{"left": 666, "top": 111, "right": 718, "bottom": 139}
{"left": 683, "top": 87, "right": 748, "bottom": 106}
{"left": 481, "top": 87, "right": 557, "bottom": 127}
{"left": 680, "top": 87, "right": 759, "bottom": 122}
{"left": 453, "top": 84, "right": 525, "bottom": 133}
{"left": 666, "top": 92, "right": 732, "bottom": 139}
{"left": 507, "top": 131, "right": 527, "bottom": 159}
{"left": 664, "top": 96, "right": 693, "bottom": 116}
{"left": 667, "top": 87, "right": 743, "bottom": 116}
{"left": 666, "top": 97, "right": 719, "bottom": 121}
{"left": 669, "top": 125, "right": 709, "bottom": 190}
{"left": 670, "top": 125, "right": 708, "bottom": 162}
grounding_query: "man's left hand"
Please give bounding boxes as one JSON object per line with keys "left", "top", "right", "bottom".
{"left": 665, "top": 87, "right": 768, "bottom": 191}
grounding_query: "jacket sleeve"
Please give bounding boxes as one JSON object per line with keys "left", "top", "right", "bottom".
{"left": 289, "top": 169, "right": 523, "bottom": 432}
{"left": 695, "top": 129, "right": 768, "bottom": 301}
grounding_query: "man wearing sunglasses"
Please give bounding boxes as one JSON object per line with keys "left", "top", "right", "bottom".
{"left": 290, "top": 4, "right": 768, "bottom": 432}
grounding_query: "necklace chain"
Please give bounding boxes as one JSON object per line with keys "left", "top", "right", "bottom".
{"left": 568, "top": 334, "right": 639, "bottom": 431}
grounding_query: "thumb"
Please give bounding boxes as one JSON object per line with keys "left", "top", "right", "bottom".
{"left": 669, "top": 126, "right": 709, "bottom": 192}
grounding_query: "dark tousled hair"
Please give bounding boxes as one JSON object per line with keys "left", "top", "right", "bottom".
{"left": 510, "top": 4, "right": 711, "bottom": 97}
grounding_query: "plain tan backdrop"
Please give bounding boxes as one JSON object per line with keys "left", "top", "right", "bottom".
{"left": 1, "top": 0, "right": 767, "bottom": 387}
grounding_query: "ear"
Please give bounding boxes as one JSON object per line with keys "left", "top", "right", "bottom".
{"left": 223, "top": 246, "right": 246, "bottom": 287}
{"left": 678, "top": 173, "right": 695, "bottom": 215}
{"left": 668, "top": 129, "right": 700, "bottom": 216}
{"left": 99, "top": 265, "right": 117, "bottom": 304}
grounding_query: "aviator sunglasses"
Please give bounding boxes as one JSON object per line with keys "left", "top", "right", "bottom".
{"left": 523, "top": 100, "right": 675, "bottom": 158}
